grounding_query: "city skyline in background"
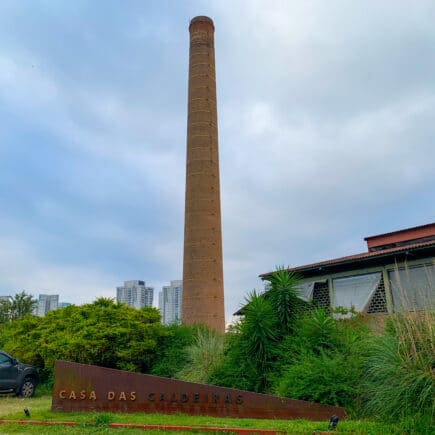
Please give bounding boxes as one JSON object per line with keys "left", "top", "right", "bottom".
{"left": 1, "top": 1, "right": 435, "bottom": 320}
{"left": 2, "top": 279, "right": 184, "bottom": 323}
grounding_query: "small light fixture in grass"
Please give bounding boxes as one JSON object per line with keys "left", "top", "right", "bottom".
{"left": 24, "top": 408, "right": 30, "bottom": 418}
{"left": 328, "top": 415, "right": 339, "bottom": 430}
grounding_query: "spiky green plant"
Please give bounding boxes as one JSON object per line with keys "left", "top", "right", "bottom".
{"left": 264, "top": 267, "right": 306, "bottom": 334}
{"left": 238, "top": 290, "right": 278, "bottom": 391}
{"left": 240, "top": 291, "right": 278, "bottom": 367}
{"left": 297, "top": 307, "right": 339, "bottom": 352}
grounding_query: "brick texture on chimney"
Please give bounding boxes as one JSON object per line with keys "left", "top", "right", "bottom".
{"left": 182, "top": 16, "right": 225, "bottom": 333}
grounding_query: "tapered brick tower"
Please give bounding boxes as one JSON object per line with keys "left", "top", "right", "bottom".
{"left": 182, "top": 16, "right": 225, "bottom": 333}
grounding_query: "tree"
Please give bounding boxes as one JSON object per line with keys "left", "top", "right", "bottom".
{"left": 10, "top": 291, "right": 37, "bottom": 320}
{"left": 0, "top": 298, "right": 11, "bottom": 323}
{"left": 0, "top": 291, "right": 37, "bottom": 323}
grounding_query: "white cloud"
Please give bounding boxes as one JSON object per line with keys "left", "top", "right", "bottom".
{"left": 0, "top": 236, "right": 115, "bottom": 303}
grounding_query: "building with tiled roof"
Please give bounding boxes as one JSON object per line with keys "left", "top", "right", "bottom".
{"left": 257, "top": 223, "right": 435, "bottom": 315}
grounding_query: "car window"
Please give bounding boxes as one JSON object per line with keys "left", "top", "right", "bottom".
{"left": 0, "top": 353, "right": 12, "bottom": 365}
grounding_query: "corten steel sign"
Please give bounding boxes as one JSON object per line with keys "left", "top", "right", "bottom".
{"left": 52, "top": 361, "right": 346, "bottom": 421}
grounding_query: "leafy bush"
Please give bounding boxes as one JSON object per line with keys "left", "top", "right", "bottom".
{"left": 272, "top": 309, "right": 368, "bottom": 410}
{"left": 208, "top": 328, "right": 261, "bottom": 391}
{"left": 151, "top": 323, "right": 196, "bottom": 378}
{"left": 0, "top": 298, "right": 164, "bottom": 381}
{"left": 275, "top": 349, "right": 361, "bottom": 408}
{"left": 292, "top": 308, "right": 340, "bottom": 352}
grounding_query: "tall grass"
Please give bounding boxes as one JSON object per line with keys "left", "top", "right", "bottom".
{"left": 363, "top": 268, "right": 434, "bottom": 424}
{"left": 176, "top": 327, "right": 224, "bottom": 383}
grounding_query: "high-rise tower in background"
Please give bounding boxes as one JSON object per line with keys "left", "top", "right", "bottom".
{"left": 159, "top": 280, "right": 182, "bottom": 325}
{"left": 116, "top": 280, "right": 153, "bottom": 309}
{"left": 182, "top": 16, "right": 225, "bottom": 333}
{"left": 37, "top": 294, "right": 59, "bottom": 316}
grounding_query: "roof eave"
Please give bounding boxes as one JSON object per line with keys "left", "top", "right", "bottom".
{"left": 259, "top": 243, "right": 435, "bottom": 280}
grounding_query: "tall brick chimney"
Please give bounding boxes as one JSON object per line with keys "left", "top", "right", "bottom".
{"left": 182, "top": 16, "right": 225, "bottom": 333}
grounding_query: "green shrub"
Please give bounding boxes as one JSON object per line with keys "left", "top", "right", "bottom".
{"left": 151, "top": 324, "right": 195, "bottom": 378}
{"left": 275, "top": 349, "right": 361, "bottom": 408}
{"left": 292, "top": 308, "right": 340, "bottom": 352}
{"left": 208, "top": 329, "right": 260, "bottom": 391}
{"left": 271, "top": 309, "right": 369, "bottom": 411}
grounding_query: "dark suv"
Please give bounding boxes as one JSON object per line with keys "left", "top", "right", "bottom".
{"left": 0, "top": 351, "right": 39, "bottom": 397}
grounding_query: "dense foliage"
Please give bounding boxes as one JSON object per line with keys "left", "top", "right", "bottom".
{"left": 1, "top": 268, "right": 433, "bottom": 433}
{"left": 208, "top": 268, "right": 311, "bottom": 393}
{"left": 208, "top": 268, "right": 433, "bottom": 433}
{"left": 272, "top": 309, "right": 368, "bottom": 410}
{"left": 0, "top": 298, "right": 164, "bottom": 381}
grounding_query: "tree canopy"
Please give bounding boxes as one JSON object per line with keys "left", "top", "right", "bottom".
{"left": 0, "top": 298, "right": 164, "bottom": 381}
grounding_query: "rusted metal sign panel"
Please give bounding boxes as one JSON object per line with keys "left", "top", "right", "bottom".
{"left": 51, "top": 360, "right": 346, "bottom": 421}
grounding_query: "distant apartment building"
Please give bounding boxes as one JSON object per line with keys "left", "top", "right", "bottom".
{"left": 58, "top": 302, "right": 71, "bottom": 308}
{"left": 116, "top": 280, "right": 153, "bottom": 309}
{"left": 159, "top": 280, "right": 182, "bottom": 325}
{"left": 0, "top": 296, "right": 10, "bottom": 302}
{"left": 37, "top": 294, "right": 59, "bottom": 316}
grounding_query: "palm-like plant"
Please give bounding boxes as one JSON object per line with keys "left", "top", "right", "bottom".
{"left": 264, "top": 267, "right": 305, "bottom": 334}
{"left": 240, "top": 291, "right": 278, "bottom": 367}
{"left": 298, "top": 308, "right": 339, "bottom": 352}
{"left": 239, "top": 291, "right": 278, "bottom": 391}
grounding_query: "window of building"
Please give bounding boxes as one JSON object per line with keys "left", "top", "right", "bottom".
{"left": 295, "top": 281, "right": 315, "bottom": 301}
{"left": 389, "top": 264, "right": 435, "bottom": 311}
{"left": 296, "top": 280, "right": 329, "bottom": 307}
{"left": 332, "top": 273, "right": 381, "bottom": 312}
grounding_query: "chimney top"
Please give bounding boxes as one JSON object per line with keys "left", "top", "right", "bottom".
{"left": 189, "top": 16, "right": 214, "bottom": 32}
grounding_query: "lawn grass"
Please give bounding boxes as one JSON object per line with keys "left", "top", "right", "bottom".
{"left": 0, "top": 395, "right": 401, "bottom": 434}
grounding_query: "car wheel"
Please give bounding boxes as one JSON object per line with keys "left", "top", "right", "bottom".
{"left": 18, "top": 379, "right": 36, "bottom": 398}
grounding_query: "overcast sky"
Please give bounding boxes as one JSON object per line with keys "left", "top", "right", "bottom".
{"left": 1, "top": 0, "right": 434, "bottom": 320}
